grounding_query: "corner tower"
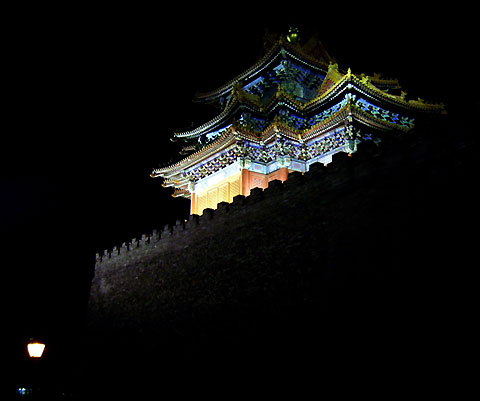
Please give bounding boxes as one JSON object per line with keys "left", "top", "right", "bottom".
{"left": 151, "top": 31, "right": 445, "bottom": 215}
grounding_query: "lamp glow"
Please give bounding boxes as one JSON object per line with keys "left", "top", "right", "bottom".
{"left": 27, "top": 341, "right": 45, "bottom": 358}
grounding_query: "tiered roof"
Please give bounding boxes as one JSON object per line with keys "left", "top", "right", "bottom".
{"left": 151, "top": 32, "right": 445, "bottom": 198}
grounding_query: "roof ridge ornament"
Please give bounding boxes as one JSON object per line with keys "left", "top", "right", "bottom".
{"left": 286, "top": 26, "right": 300, "bottom": 44}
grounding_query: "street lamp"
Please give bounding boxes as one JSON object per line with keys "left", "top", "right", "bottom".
{"left": 27, "top": 339, "right": 45, "bottom": 358}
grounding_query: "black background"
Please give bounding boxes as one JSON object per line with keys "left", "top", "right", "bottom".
{"left": 2, "top": 3, "right": 475, "bottom": 394}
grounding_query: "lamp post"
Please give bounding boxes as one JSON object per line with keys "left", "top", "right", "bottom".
{"left": 16, "top": 339, "right": 47, "bottom": 398}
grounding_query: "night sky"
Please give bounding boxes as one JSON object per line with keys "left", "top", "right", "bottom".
{"left": 4, "top": 4, "right": 474, "bottom": 388}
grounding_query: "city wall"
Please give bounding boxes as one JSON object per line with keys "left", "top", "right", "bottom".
{"left": 87, "top": 124, "right": 473, "bottom": 392}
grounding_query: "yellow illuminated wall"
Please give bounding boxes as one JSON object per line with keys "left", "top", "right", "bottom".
{"left": 190, "top": 168, "right": 289, "bottom": 215}
{"left": 192, "top": 173, "right": 242, "bottom": 215}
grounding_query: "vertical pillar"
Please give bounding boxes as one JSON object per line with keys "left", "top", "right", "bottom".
{"left": 190, "top": 193, "right": 196, "bottom": 215}
{"left": 241, "top": 169, "right": 250, "bottom": 196}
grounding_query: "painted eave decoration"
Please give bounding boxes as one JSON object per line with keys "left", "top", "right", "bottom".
{"left": 151, "top": 31, "right": 446, "bottom": 201}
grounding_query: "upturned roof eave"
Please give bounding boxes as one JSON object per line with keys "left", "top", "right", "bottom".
{"left": 151, "top": 131, "right": 238, "bottom": 178}
{"left": 194, "top": 40, "right": 331, "bottom": 103}
{"left": 173, "top": 70, "right": 444, "bottom": 142}
{"left": 193, "top": 44, "right": 281, "bottom": 103}
{"left": 152, "top": 100, "right": 419, "bottom": 182}
{"left": 172, "top": 98, "right": 239, "bottom": 139}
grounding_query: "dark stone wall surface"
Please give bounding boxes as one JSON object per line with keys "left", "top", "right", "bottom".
{"left": 86, "top": 123, "right": 475, "bottom": 397}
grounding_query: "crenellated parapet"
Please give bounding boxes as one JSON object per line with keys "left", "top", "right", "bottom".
{"left": 94, "top": 131, "right": 437, "bottom": 272}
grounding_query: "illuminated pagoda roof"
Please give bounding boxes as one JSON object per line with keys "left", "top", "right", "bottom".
{"left": 151, "top": 30, "right": 446, "bottom": 202}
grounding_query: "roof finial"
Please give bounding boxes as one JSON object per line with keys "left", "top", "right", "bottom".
{"left": 286, "top": 26, "right": 300, "bottom": 44}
